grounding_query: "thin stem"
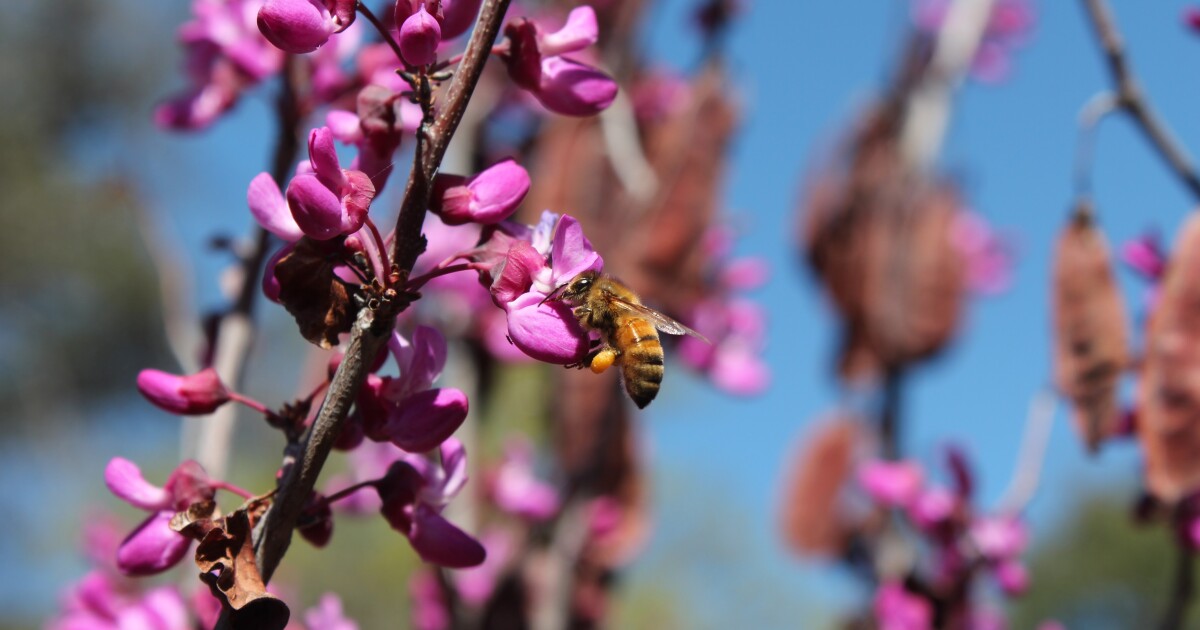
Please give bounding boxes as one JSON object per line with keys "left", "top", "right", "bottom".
{"left": 880, "top": 367, "right": 904, "bottom": 461}
{"left": 1161, "top": 542, "right": 1195, "bottom": 630}
{"left": 364, "top": 216, "right": 392, "bottom": 278}
{"left": 357, "top": 1, "right": 408, "bottom": 67}
{"left": 212, "top": 480, "right": 256, "bottom": 500}
{"left": 1080, "top": 0, "right": 1200, "bottom": 202}
{"left": 227, "top": 392, "right": 271, "bottom": 416}
{"left": 1072, "top": 91, "right": 1119, "bottom": 198}
{"left": 321, "top": 479, "right": 378, "bottom": 505}
{"left": 405, "top": 262, "right": 486, "bottom": 291}
{"left": 996, "top": 388, "right": 1058, "bottom": 515}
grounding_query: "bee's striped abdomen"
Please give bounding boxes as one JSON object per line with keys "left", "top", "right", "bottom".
{"left": 614, "top": 318, "right": 664, "bottom": 409}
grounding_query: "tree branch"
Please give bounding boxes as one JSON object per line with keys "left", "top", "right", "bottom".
{"left": 250, "top": 0, "right": 512, "bottom": 589}
{"left": 1080, "top": 0, "right": 1200, "bottom": 201}
{"left": 390, "top": 0, "right": 512, "bottom": 272}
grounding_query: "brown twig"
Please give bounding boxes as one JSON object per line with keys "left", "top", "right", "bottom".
{"left": 250, "top": 0, "right": 512, "bottom": 588}
{"left": 880, "top": 366, "right": 904, "bottom": 461}
{"left": 1080, "top": 0, "right": 1200, "bottom": 201}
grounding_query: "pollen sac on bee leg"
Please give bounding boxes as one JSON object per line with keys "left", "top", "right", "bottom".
{"left": 589, "top": 347, "right": 618, "bottom": 374}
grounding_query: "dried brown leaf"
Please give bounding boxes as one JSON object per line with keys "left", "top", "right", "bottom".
{"left": 195, "top": 509, "right": 290, "bottom": 630}
{"left": 274, "top": 237, "right": 356, "bottom": 349}
{"left": 1052, "top": 205, "right": 1130, "bottom": 452}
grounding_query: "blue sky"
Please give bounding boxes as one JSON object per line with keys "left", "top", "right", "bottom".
{"left": 11, "top": 0, "right": 1200, "bottom": 625}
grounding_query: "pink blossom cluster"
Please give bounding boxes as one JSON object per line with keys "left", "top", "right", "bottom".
{"left": 858, "top": 449, "right": 1031, "bottom": 628}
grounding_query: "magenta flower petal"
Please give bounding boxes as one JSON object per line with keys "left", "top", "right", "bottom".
{"left": 304, "top": 593, "right": 358, "bottom": 630}
{"left": 408, "top": 504, "right": 486, "bottom": 568}
{"left": 287, "top": 173, "right": 345, "bottom": 240}
{"left": 549, "top": 214, "right": 603, "bottom": 284}
{"left": 539, "top": 6, "right": 599, "bottom": 57}
{"left": 994, "top": 559, "right": 1029, "bottom": 596}
{"left": 248, "top": 172, "right": 303, "bottom": 242}
{"left": 710, "top": 346, "right": 770, "bottom": 396}
{"left": 105, "top": 458, "right": 172, "bottom": 511}
{"left": 1122, "top": 234, "right": 1166, "bottom": 280}
{"left": 116, "top": 512, "right": 192, "bottom": 576}
{"left": 163, "top": 460, "right": 214, "bottom": 508}
{"left": 491, "top": 240, "right": 546, "bottom": 306}
{"left": 505, "top": 291, "right": 590, "bottom": 363}
{"left": 858, "top": 460, "right": 924, "bottom": 507}
{"left": 384, "top": 388, "right": 469, "bottom": 452}
{"left": 258, "top": 0, "right": 337, "bottom": 54}
{"left": 535, "top": 57, "right": 618, "bottom": 117}
{"left": 874, "top": 582, "right": 932, "bottom": 630}
{"left": 135, "top": 587, "right": 191, "bottom": 630}
{"left": 308, "top": 127, "right": 346, "bottom": 189}
{"left": 907, "top": 487, "right": 956, "bottom": 531}
{"left": 439, "top": 437, "right": 468, "bottom": 499}
{"left": 399, "top": 6, "right": 442, "bottom": 67}
{"left": 136, "top": 368, "right": 230, "bottom": 415}
{"left": 970, "top": 516, "right": 1027, "bottom": 560}
{"left": 407, "top": 326, "right": 449, "bottom": 392}
{"left": 440, "top": 0, "right": 483, "bottom": 39}
{"left": 325, "top": 109, "right": 363, "bottom": 144}
{"left": 338, "top": 168, "right": 375, "bottom": 234}
{"left": 464, "top": 159, "right": 531, "bottom": 224}
{"left": 377, "top": 461, "right": 423, "bottom": 532}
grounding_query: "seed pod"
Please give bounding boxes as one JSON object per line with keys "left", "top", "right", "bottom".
{"left": 779, "top": 416, "right": 861, "bottom": 557}
{"left": 1051, "top": 202, "right": 1130, "bottom": 453}
{"left": 1139, "top": 212, "right": 1200, "bottom": 502}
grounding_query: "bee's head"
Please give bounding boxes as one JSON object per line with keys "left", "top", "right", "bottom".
{"left": 542, "top": 270, "right": 598, "bottom": 305}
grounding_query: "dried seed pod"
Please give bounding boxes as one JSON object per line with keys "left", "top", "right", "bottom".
{"left": 779, "top": 416, "right": 862, "bottom": 557}
{"left": 1139, "top": 212, "right": 1200, "bottom": 502}
{"left": 1051, "top": 202, "right": 1130, "bottom": 453}
{"left": 801, "top": 106, "right": 966, "bottom": 380}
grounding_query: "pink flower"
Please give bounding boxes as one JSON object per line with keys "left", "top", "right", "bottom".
{"left": 399, "top": 5, "right": 442, "bottom": 66}
{"left": 155, "top": 0, "right": 285, "bottom": 131}
{"left": 409, "top": 567, "right": 450, "bottom": 630}
{"left": 286, "top": 126, "right": 377, "bottom": 240}
{"left": 248, "top": 172, "right": 304, "bottom": 241}
{"left": 969, "top": 515, "right": 1027, "bottom": 561}
{"left": 953, "top": 212, "right": 1012, "bottom": 295}
{"left": 874, "top": 582, "right": 933, "bottom": 630}
{"left": 451, "top": 528, "right": 516, "bottom": 605}
{"left": 258, "top": 0, "right": 356, "bottom": 54}
{"left": 104, "top": 458, "right": 214, "bottom": 575}
{"left": 1122, "top": 232, "right": 1167, "bottom": 281}
{"left": 304, "top": 593, "right": 359, "bottom": 630}
{"left": 1187, "top": 7, "right": 1200, "bottom": 33}
{"left": 136, "top": 368, "right": 231, "bottom": 415}
{"left": 375, "top": 439, "right": 486, "bottom": 568}
{"left": 502, "top": 6, "right": 618, "bottom": 117}
{"left": 858, "top": 460, "right": 924, "bottom": 507}
{"left": 907, "top": 486, "right": 957, "bottom": 531}
{"left": 50, "top": 571, "right": 192, "bottom": 630}
{"left": 431, "top": 158, "right": 532, "bottom": 225}
{"left": 469, "top": 212, "right": 603, "bottom": 364}
{"left": 490, "top": 439, "right": 560, "bottom": 520}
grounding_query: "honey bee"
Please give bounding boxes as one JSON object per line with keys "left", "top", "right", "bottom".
{"left": 544, "top": 270, "right": 708, "bottom": 408}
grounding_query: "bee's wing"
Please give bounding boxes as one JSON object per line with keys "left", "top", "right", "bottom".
{"left": 611, "top": 299, "right": 710, "bottom": 343}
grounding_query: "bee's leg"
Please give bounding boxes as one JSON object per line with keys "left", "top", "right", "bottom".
{"left": 586, "top": 347, "right": 619, "bottom": 374}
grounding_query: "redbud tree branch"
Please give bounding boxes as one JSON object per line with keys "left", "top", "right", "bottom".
{"left": 252, "top": 0, "right": 512, "bottom": 585}
{"left": 1079, "top": 0, "right": 1200, "bottom": 202}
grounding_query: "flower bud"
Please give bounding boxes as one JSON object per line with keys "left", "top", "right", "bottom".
{"left": 534, "top": 57, "right": 618, "bottom": 117}
{"left": 116, "top": 512, "right": 192, "bottom": 576}
{"left": 136, "top": 368, "right": 230, "bottom": 415}
{"left": 440, "top": 0, "right": 483, "bottom": 39}
{"left": 287, "top": 173, "right": 346, "bottom": 240}
{"left": 258, "top": 0, "right": 338, "bottom": 54}
{"left": 432, "top": 159, "right": 531, "bottom": 226}
{"left": 409, "top": 504, "right": 487, "bottom": 568}
{"left": 383, "top": 388, "right": 469, "bottom": 452}
{"left": 399, "top": 6, "right": 442, "bottom": 66}
{"left": 857, "top": 460, "right": 923, "bottom": 507}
